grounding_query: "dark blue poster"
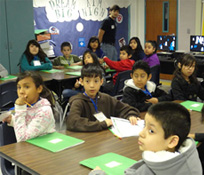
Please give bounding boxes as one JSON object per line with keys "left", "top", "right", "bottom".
{"left": 33, "top": 0, "right": 129, "bottom": 59}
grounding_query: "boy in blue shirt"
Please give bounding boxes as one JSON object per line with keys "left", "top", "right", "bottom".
{"left": 90, "top": 102, "right": 202, "bottom": 175}
{"left": 66, "top": 64, "right": 140, "bottom": 131}
{"left": 122, "top": 60, "right": 167, "bottom": 112}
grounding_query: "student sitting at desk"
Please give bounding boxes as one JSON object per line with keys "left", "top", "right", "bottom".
{"left": 62, "top": 50, "right": 105, "bottom": 101}
{"left": 129, "top": 37, "right": 145, "bottom": 62}
{"left": 89, "top": 102, "right": 202, "bottom": 175}
{"left": 3, "top": 71, "right": 55, "bottom": 142}
{"left": 143, "top": 40, "right": 160, "bottom": 68}
{"left": 87, "top": 36, "right": 105, "bottom": 59}
{"left": 53, "top": 41, "right": 82, "bottom": 69}
{"left": 122, "top": 61, "right": 167, "bottom": 112}
{"left": 170, "top": 54, "right": 204, "bottom": 101}
{"left": 66, "top": 64, "right": 140, "bottom": 132}
{"left": 100, "top": 45, "right": 135, "bottom": 95}
{"left": 0, "top": 63, "right": 8, "bottom": 78}
{"left": 19, "top": 40, "right": 53, "bottom": 72}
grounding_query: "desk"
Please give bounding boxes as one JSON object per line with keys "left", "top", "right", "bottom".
{"left": 0, "top": 111, "right": 203, "bottom": 175}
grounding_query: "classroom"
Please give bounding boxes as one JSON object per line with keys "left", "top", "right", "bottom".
{"left": 0, "top": 0, "right": 204, "bottom": 174}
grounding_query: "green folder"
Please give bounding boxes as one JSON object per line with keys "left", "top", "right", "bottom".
{"left": 0, "top": 75, "right": 17, "bottom": 80}
{"left": 65, "top": 72, "right": 81, "bottom": 76}
{"left": 180, "top": 100, "right": 204, "bottom": 112}
{"left": 105, "top": 69, "right": 116, "bottom": 73}
{"left": 26, "top": 132, "right": 84, "bottom": 152}
{"left": 40, "top": 69, "right": 64, "bottom": 73}
{"left": 80, "top": 153, "right": 137, "bottom": 175}
{"left": 68, "top": 65, "right": 83, "bottom": 70}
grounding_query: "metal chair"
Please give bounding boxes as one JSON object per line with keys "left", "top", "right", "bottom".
{"left": 0, "top": 122, "right": 16, "bottom": 175}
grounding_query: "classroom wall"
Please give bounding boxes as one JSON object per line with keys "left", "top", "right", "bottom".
{"left": 129, "top": 0, "right": 145, "bottom": 47}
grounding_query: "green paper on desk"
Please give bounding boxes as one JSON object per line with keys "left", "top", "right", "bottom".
{"left": 65, "top": 72, "right": 81, "bottom": 76}
{"left": 68, "top": 65, "right": 83, "bottom": 70}
{"left": 0, "top": 75, "right": 17, "bottom": 80}
{"left": 80, "top": 152, "right": 137, "bottom": 175}
{"left": 26, "top": 132, "right": 84, "bottom": 152}
{"left": 180, "top": 100, "right": 204, "bottom": 112}
{"left": 40, "top": 69, "right": 64, "bottom": 73}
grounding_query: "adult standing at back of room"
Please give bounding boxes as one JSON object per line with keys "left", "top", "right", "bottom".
{"left": 98, "top": 5, "right": 120, "bottom": 61}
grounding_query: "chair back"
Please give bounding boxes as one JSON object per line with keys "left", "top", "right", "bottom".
{"left": 112, "top": 70, "right": 131, "bottom": 96}
{"left": 150, "top": 65, "right": 160, "bottom": 86}
{"left": 0, "top": 123, "right": 16, "bottom": 175}
{"left": 0, "top": 81, "right": 17, "bottom": 111}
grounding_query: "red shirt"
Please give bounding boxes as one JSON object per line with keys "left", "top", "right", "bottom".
{"left": 104, "top": 57, "right": 135, "bottom": 84}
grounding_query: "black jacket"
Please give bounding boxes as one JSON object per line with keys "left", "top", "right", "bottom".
{"left": 171, "top": 76, "right": 204, "bottom": 101}
{"left": 122, "top": 80, "right": 167, "bottom": 112}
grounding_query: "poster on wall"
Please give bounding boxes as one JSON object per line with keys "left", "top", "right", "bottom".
{"left": 33, "top": 0, "right": 130, "bottom": 58}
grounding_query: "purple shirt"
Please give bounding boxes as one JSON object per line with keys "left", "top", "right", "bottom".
{"left": 143, "top": 53, "right": 160, "bottom": 67}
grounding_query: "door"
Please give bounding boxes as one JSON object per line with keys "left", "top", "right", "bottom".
{"left": 6, "top": 0, "right": 34, "bottom": 74}
{"left": 0, "top": 0, "right": 10, "bottom": 71}
{"left": 145, "top": 0, "right": 177, "bottom": 41}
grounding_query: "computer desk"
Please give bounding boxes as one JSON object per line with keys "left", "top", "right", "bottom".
{"left": 0, "top": 111, "right": 203, "bottom": 175}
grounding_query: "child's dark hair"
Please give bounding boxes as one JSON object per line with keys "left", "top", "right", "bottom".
{"left": 146, "top": 40, "right": 157, "bottom": 53}
{"left": 81, "top": 63, "right": 103, "bottom": 79}
{"left": 110, "top": 5, "right": 120, "bottom": 11}
{"left": 129, "top": 37, "right": 144, "bottom": 53}
{"left": 87, "top": 36, "right": 100, "bottom": 50}
{"left": 82, "top": 50, "right": 100, "bottom": 66}
{"left": 132, "top": 60, "right": 150, "bottom": 76}
{"left": 120, "top": 45, "right": 133, "bottom": 56}
{"left": 61, "top": 42, "right": 72, "bottom": 50}
{"left": 24, "top": 40, "right": 47, "bottom": 65}
{"left": 16, "top": 71, "right": 55, "bottom": 108}
{"left": 173, "top": 54, "right": 198, "bottom": 84}
{"left": 148, "top": 102, "right": 191, "bottom": 151}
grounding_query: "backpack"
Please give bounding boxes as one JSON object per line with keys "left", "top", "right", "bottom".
{"left": 51, "top": 91, "right": 63, "bottom": 123}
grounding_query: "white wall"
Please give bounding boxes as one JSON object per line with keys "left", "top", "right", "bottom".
{"left": 129, "top": 0, "right": 145, "bottom": 46}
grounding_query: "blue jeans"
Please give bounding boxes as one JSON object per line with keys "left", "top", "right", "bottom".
{"left": 101, "top": 43, "right": 118, "bottom": 61}
{"left": 62, "top": 89, "right": 80, "bottom": 101}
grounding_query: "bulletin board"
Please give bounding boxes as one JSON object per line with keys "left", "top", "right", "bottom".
{"left": 33, "top": 0, "right": 131, "bottom": 58}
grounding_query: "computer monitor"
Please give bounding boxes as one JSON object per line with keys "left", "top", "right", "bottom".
{"left": 157, "top": 35, "right": 176, "bottom": 52}
{"left": 190, "top": 35, "right": 204, "bottom": 52}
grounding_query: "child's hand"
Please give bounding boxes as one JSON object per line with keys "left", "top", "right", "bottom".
{"left": 99, "top": 58, "right": 104, "bottom": 64}
{"left": 129, "top": 116, "right": 140, "bottom": 125}
{"left": 93, "top": 166, "right": 101, "bottom": 170}
{"left": 103, "top": 65, "right": 109, "bottom": 69}
{"left": 146, "top": 97, "right": 158, "bottom": 104}
{"left": 15, "top": 96, "right": 27, "bottom": 106}
{"left": 2, "top": 115, "right": 12, "bottom": 124}
{"left": 74, "top": 79, "right": 80, "bottom": 88}
{"left": 105, "top": 118, "right": 112, "bottom": 127}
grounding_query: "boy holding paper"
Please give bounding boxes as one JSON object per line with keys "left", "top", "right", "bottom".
{"left": 66, "top": 64, "right": 140, "bottom": 131}
{"left": 89, "top": 102, "right": 202, "bottom": 175}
